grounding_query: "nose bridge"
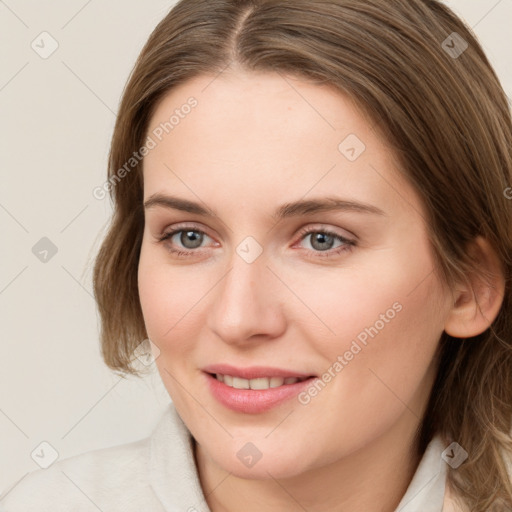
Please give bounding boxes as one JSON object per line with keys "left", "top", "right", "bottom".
{"left": 207, "top": 248, "right": 286, "bottom": 344}
{"left": 225, "top": 257, "right": 260, "bottom": 303}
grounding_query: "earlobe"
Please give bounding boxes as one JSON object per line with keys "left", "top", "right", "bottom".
{"left": 444, "top": 236, "right": 505, "bottom": 339}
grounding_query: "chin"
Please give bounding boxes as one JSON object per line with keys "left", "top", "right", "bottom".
{"left": 208, "top": 440, "right": 313, "bottom": 480}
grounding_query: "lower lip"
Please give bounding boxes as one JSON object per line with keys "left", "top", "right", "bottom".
{"left": 204, "top": 373, "right": 316, "bottom": 414}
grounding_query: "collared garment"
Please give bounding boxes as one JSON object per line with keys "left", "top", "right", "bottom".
{"left": 0, "top": 402, "right": 466, "bottom": 511}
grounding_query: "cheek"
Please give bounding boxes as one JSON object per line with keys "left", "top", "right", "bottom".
{"left": 138, "top": 246, "right": 213, "bottom": 407}
{"left": 297, "top": 232, "right": 446, "bottom": 376}
{"left": 304, "top": 230, "right": 445, "bottom": 357}
{"left": 137, "top": 245, "right": 208, "bottom": 354}
{"left": 300, "top": 243, "right": 447, "bottom": 435}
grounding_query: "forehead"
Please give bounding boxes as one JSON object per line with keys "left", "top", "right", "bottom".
{"left": 142, "top": 71, "right": 423, "bottom": 221}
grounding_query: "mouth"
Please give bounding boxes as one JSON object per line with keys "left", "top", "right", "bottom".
{"left": 202, "top": 364, "right": 317, "bottom": 414}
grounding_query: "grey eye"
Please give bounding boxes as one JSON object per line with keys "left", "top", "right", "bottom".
{"left": 308, "top": 232, "right": 337, "bottom": 251}
{"left": 177, "top": 230, "right": 204, "bottom": 249}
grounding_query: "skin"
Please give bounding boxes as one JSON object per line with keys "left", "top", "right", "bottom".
{"left": 137, "top": 70, "right": 504, "bottom": 512}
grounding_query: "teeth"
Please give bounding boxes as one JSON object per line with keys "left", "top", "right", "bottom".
{"left": 270, "top": 377, "right": 285, "bottom": 388}
{"left": 232, "top": 377, "right": 250, "bottom": 389}
{"left": 214, "top": 374, "right": 304, "bottom": 389}
{"left": 250, "top": 377, "right": 273, "bottom": 390}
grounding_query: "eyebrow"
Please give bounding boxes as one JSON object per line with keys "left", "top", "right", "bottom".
{"left": 143, "top": 193, "right": 386, "bottom": 219}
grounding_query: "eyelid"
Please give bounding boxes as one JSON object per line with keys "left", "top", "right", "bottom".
{"left": 159, "top": 222, "right": 213, "bottom": 240}
{"left": 294, "top": 223, "right": 356, "bottom": 242}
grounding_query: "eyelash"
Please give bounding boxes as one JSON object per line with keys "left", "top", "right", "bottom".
{"left": 157, "top": 224, "right": 356, "bottom": 259}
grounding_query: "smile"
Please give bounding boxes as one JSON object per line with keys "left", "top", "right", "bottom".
{"left": 202, "top": 365, "right": 317, "bottom": 414}
{"left": 213, "top": 374, "right": 310, "bottom": 389}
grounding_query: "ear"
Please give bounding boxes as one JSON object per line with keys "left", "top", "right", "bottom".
{"left": 444, "top": 236, "right": 505, "bottom": 338}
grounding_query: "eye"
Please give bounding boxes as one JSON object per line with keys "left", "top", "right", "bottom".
{"left": 157, "top": 225, "right": 214, "bottom": 256}
{"left": 156, "top": 224, "right": 356, "bottom": 259}
{"left": 295, "top": 226, "right": 355, "bottom": 258}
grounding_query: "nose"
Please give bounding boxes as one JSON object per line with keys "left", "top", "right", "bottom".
{"left": 206, "top": 253, "right": 287, "bottom": 347}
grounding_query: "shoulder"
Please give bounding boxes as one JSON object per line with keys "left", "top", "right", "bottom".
{"left": 0, "top": 436, "right": 164, "bottom": 512}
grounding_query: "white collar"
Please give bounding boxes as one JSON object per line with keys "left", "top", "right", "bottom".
{"left": 394, "top": 436, "right": 447, "bottom": 511}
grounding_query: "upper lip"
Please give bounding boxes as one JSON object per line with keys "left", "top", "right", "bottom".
{"left": 202, "top": 364, "right": 315, "bottom": 380}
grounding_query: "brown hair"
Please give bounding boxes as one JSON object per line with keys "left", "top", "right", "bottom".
{"left": 92, "top": 0, "right": 512, "bottom": 508}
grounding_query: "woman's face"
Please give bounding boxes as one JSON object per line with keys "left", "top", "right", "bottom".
{"left": 138, "top": 70, "right": 453, "bottom": 479}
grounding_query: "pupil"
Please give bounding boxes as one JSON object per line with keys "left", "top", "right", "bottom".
{"left": 312, "top": 233, "right": 333, "bottom": 251}
{"left": 182, "top": 230, "right": 203, "bottom": 249}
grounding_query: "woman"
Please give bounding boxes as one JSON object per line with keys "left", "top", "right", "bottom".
{"left": 2, "top": 0, "right": 511, "bottom": 510}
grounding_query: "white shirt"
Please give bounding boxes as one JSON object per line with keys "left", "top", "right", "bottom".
{"left": 0, "top": 402, "right": 461, "bottom": 511}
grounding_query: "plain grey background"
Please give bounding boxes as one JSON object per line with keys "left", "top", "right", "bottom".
{"left": 1, "top": 0, "right": 511, "bottom": 493}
